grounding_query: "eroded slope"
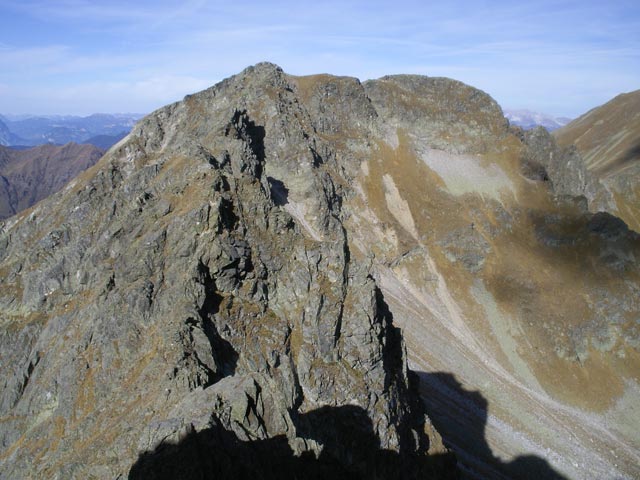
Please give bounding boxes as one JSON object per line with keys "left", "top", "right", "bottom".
{"left": 297, "top": 73, "right": 640, "bottom": 478}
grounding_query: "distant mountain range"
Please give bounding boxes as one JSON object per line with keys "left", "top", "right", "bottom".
{"left": 504, "top": 108, "right": 572, "bottom": 131}
{"left": 0, "top": 113, "right": 142, "bottom": 220}
{"left": 0, "top": 113, "right": 143, "bottom": 149}
{"left": 0, "top": 117, "right": 25, "bottom": 146}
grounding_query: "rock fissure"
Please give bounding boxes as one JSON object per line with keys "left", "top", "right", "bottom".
{"left": 2, "top": 62, "right": 637, "bottom": 480}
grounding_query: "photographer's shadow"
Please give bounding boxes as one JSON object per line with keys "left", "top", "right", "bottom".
{"left": 415, "top": 371, "right": 567, "bottom": 480}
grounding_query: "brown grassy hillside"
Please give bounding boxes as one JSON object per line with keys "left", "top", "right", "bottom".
{"left": 0, "top": 143, "right": 104, "bottom": 219}
{"left": 555, "top": 90, "right": 640, "bottom": 231}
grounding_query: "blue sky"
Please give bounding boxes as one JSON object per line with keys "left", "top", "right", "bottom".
{"left": 0, "top": 0, "right": 638, "bottom": 117}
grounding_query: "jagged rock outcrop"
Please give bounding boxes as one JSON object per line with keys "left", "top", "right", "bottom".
{"left": 519, "top": 126, "right": 598, "bottom": 203}
{"left": 1, "top": 63, "right": 638, "bottom": 480}
{"left": 0, "top": 63, "right": 453, "bottom": 479}
{"left": 0, "top": 142, "right": 104, "bottom": 219}
{"left": 555, "top": 90, "right": 640, "bottom": 232}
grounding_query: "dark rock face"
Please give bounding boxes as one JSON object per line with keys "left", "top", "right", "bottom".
{"left": 0, "top": 64, "right": 454, "bottom": 478}
{"left": 129, "top": 403, "right": 455, "bottom": 480}
{"left": 522, "top": 126, "right": 596, "bottom": 201}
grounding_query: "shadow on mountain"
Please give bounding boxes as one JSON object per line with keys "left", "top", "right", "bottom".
{"left": 415, "top": 371, "right": 567, "bottom": 480}
{"left": 267, "top": 176, "right": 289, "bottom": 206}
{"left": 599, "top": 138, "right": 640, "bottom": 175}
{"left": 128, "top": 403, "right": 457, "bottom": 480}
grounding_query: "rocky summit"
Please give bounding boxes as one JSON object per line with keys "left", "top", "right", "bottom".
{"left": 0, "top": 63, "right": 639, "bottom": 479}
{"left": 0, "top": 63, "right": 454, "bottom": 479}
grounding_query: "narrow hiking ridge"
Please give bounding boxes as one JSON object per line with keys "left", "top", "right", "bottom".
{"left": 0, "top": 63, "right": 638, "bottom": 479}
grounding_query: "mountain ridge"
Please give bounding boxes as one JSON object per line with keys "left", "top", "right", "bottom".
{"left": 0, "top": 63, "right": 638, "bottom": 479}
{"left": 0, "top": 118, "right": 26, "bottom": 146}
{"left": 0, "top": 113, "right": 142, "bottom": 148}
{"left": 554, "top": 89, "right": 640, "bottom": 232}
{"left": 504, "top": 109, "right": 571, "bottom": 131}
{"left": 0, "top": 142, "right": 104, "bottom": 220}
{"left": 0, "top": 63, "right": 455, "bottom": 479}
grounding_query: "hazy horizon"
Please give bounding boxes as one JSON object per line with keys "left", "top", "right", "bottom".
{"left": 1, "top": 92, "right": 636, "bottom": 121}
{"left": 1, "top": 0, "right": 638, "bottom": 118}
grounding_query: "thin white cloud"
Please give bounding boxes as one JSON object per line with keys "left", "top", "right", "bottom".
{"left": 2, "top": 0, "right": 205, "bottom": 25}
{"left": 0, "top": 0, "right": 638, "bottom": 116}
{"left": 0, "top": 74, "right": 213, "bottom": 115}
{"left": 0, "top": 45, "right": 70, "bottom": 67}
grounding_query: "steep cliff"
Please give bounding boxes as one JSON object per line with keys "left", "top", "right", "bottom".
{"left": 1, "top": 63, "right": 638, "bottom": 480}
{"left": 0, "top": 64, "right": 452, "bottom": 479}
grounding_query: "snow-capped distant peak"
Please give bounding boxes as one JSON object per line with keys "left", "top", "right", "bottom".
{"left": 504, "top": 108, "right": 572, "bottom": 131}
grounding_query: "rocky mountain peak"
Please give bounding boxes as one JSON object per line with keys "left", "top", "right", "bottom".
{"left": 0, "top": 63, "right": 456, "bottom": 479}
{"left": 364, "top": 74, "right": 509, "bottom": 154}
{"left": 1, "top": 63, "right": 638, "bottom": 479}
